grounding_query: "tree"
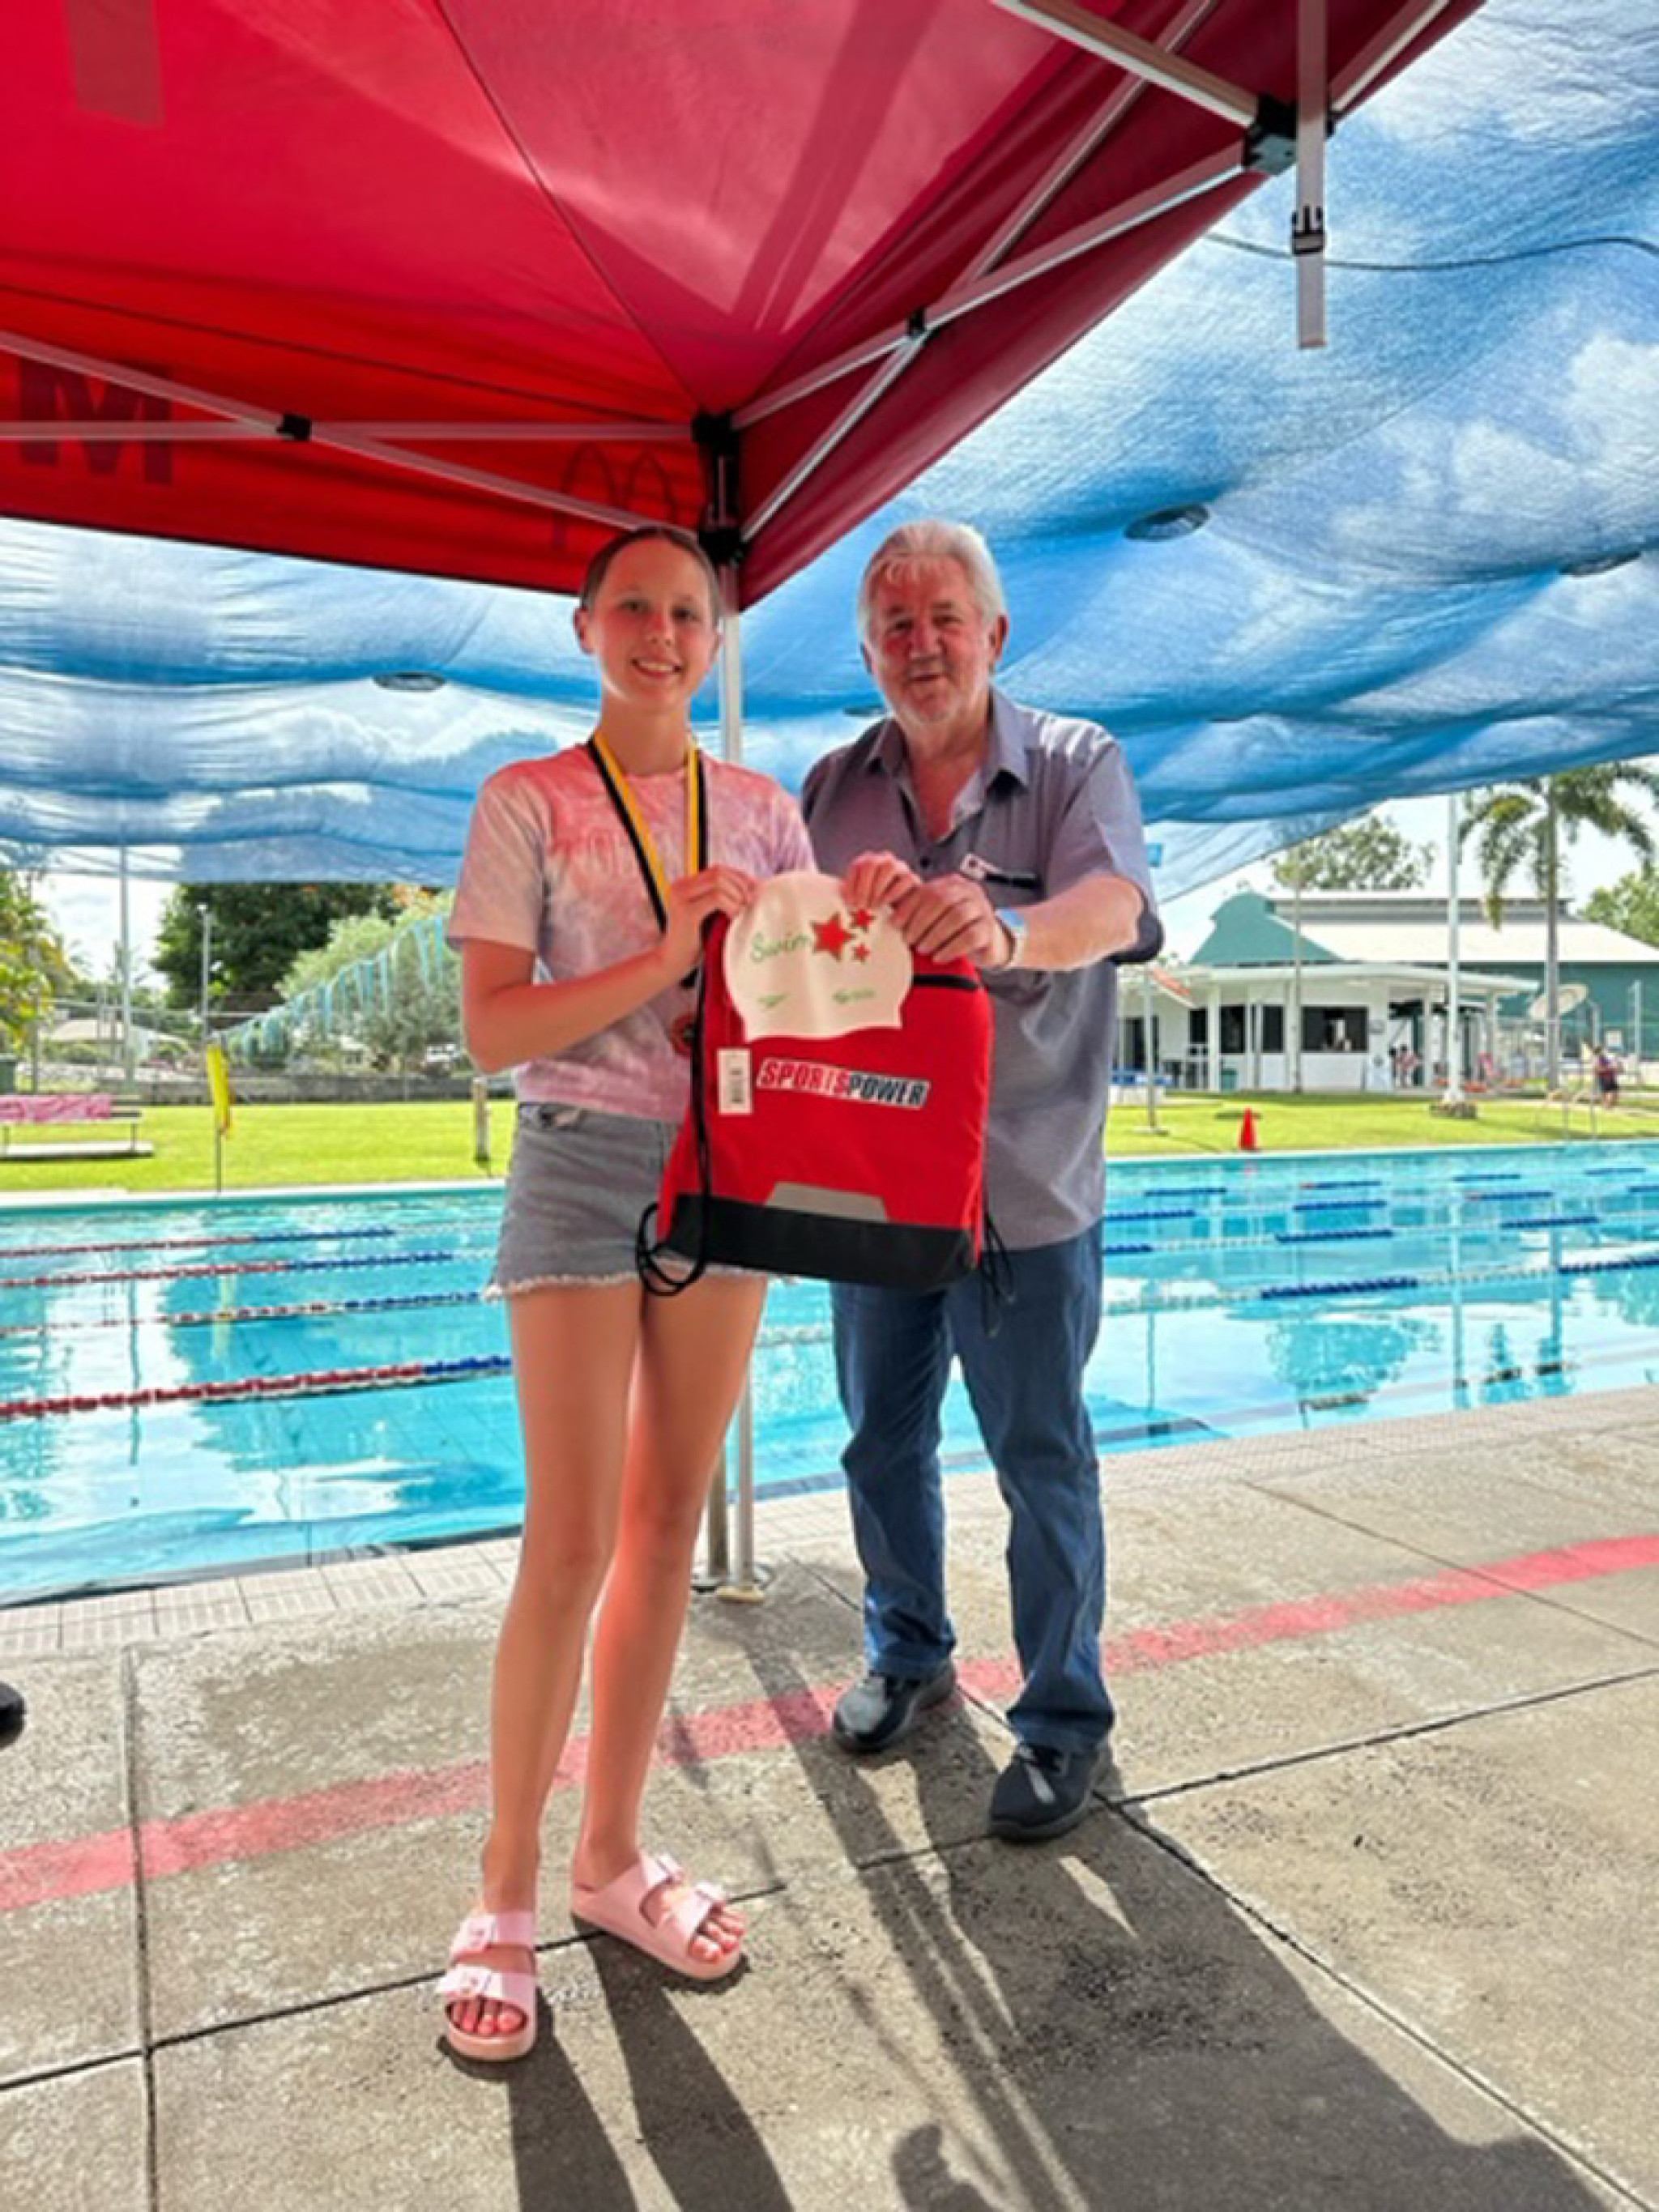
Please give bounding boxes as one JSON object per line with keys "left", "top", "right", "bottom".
{"left": 1272, "top": 814, "right": 1432, "bottom": 891}
{"left": 1584, "top": 867, "right": 1659, "bottom": 949}
{"left": 1460, "top": 762, "right": 1659, "bottom": 1087}
{"left": 276, "top": 895, "right": 460, "bottom": 1072}
{"left": 0, "top": 872, "right": 74, "bottom": 1063}
{"left": 153, "top": 884, "right": 399, "bottom": 1012}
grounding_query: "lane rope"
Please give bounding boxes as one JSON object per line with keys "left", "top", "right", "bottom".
{"left": 0, "top": 1289, "right": 482, "bottom": 1340}
{"left": 6, "top": 1226, "right": 398, "bottom": 1261}
{"left": 0, "top": 1249, "right": 460, "bottom": 1292}
{"left": 0, "top": 1354, "right": 511, "bottom": 1422}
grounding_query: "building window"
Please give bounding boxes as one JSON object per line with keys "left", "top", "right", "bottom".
{"left": 1261, "top": 1006, "right": 1285, "bottom": 1054}
{"left": 1220, "top": 1005, "right": 1247, "bottom": 1054}
{"left": 1304, "top": 1006, "right": 1365, "bottom": 1052}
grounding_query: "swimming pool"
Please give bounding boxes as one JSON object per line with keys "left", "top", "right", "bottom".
{"left": 4, "top": 1141, "right": 1659, "bottom": 1603}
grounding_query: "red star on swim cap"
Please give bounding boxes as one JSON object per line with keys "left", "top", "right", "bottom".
{"left": 812, "top": 913, "right": 852, "bottom": 959}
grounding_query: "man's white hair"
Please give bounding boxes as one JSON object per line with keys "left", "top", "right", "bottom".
{"left": 856, "top": 520, "right": 1008, "bottom": 643}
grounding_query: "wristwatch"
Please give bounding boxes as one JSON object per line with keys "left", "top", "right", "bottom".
{"left": 993, "top": 906, "right": 1030, "bottom": 970}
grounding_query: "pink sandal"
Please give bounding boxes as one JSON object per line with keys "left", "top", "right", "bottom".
{"left": 569, "top": 1850, "right": 744, "bottom": 1982}
{"left": 437, "top": 1909, "right": 539, "bottom": 2062}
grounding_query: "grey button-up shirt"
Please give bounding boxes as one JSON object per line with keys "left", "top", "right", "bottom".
{"left": 803, "top": 688, "right": 1162, "bottom": 1250}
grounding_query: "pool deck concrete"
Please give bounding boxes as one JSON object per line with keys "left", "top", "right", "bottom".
{"left": 2, "top": 1386, "right": 1656, "bottom": 2210}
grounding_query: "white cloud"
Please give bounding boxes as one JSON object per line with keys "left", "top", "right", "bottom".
{"left": 36, "top": 871, "right": 170, "bottom": 983}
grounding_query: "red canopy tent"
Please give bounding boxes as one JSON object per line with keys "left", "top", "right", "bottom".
{"left": 2, "top": 1, "right": 1477, "bottom": 606}
{"left": 2, "top": 0, "right": 1483, "bottom": 1584}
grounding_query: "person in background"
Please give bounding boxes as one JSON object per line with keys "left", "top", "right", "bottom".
{"left": 804, "top": 519, "right": 1161, "bottom": 1843}
{"left": 438, "top": 525, "right": 813, "bottom": 2061}
{"left": 1594, "top": 1045, "right": 1621, "bottom": 1106}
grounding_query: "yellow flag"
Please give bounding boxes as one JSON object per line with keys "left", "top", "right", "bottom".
{"left": 206, "top": 1044, "right": 233, "bottom": 1136}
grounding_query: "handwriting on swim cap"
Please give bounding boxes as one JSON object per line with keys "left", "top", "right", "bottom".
{"left": 748, "top": 929, "right": 811, "bottom": 962}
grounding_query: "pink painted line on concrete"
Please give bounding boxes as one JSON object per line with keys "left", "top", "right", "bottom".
{"left": 3, "top": 1535, "right": 1654, "bottom": 1915}
{"left": 0, "top": 1829, "right": 136, "bottom": 1914}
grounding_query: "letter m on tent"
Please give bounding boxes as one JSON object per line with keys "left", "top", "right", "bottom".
{"left": 19, "top": 360, "right": 173, "bottom": 481}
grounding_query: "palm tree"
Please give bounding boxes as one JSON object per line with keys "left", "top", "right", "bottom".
{"left": 1460, "top": 763, "right": 1659, "bottom": 1088}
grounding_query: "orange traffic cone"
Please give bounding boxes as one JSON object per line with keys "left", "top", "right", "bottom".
{"left": 1238, "top": 1106, "right": 1259, "bottom": 1153}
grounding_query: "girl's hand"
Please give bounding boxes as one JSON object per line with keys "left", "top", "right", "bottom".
{"left": 659, "top": 866, "right": 755, "bottom": 978}
{"left": 841, "top": 851, "right": 921, "bottom": 915}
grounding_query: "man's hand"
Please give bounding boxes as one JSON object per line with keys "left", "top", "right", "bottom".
{"left": 842, "top": 853, "right": 1009, "bottom": 967}
{"left": 841, "top": 851, "right": 922, "bottom": 916}
{"left": 894, "top": 873, "right": 1007, "bottom": 968}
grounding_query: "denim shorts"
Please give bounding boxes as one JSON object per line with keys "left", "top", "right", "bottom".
{"left": 493, "top": 1102, "right": 679, "bottom": 1294}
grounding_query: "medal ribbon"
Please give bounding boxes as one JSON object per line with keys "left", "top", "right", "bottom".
{"left": 586, "top": 731, "right": 709, "bottom": 983}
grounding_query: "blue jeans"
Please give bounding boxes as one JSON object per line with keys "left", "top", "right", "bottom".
{"left": 831, "top": 1221, "right": 1110, "bottom": 1754}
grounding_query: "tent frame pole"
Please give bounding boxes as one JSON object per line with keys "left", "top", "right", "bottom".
{"left": 991, "top": 0, "right": 1258, "bottom": 126}
{"left": 704, "top": 554, "right": 767, "bottom": 1603}
{"left": 738, "top": 146, "right": 1239, "bottom": 437}
{"left": 1295, "top": 0, "right": 1328, "bottom": 349}
{"left": 0, "top": 328, "right": 665, "bottom": 535}
{"left": 1332, "top": 0, "right": 1459, "bottom": 113}
{"left": 740, "top": 148, "right": 1241, "bottom": 543}
{"left": 0, "top": 419, "right": 689, "bottom": 445}
{"left": 967, "top": 0, "right": 1226, "bottom": 278}
{"left": 736, "top": 0, "right": 1226, "bottom": 437}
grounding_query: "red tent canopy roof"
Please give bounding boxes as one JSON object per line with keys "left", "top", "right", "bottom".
{"left": 2, "top": 0, "right": 1478, "bottom": 603}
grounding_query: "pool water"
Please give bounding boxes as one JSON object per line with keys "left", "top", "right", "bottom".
{"left": 4, "top": 1143, "right": 1659, "bottom": 1602}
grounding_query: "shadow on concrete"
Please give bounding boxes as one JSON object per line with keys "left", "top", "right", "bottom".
{"left": 443, "top": 1994, "right": 635, "bottom": 2209}
{"left": 744, "top": 1630, "right": 1610, "bottom": 2212}
{"left": 485, "top": 1954, "right": 790, "bottom": 2212}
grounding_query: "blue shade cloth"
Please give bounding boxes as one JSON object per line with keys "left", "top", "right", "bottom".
{"left": 0, "top": 0, "right": 1655, "bottom": 904}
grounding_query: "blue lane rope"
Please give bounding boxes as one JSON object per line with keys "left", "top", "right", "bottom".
{"left": 0, "top": 1249, "right": 461, "bottom": 1293}
{"left": 1, "top": 1226, "right": 399, "bottom": 1262}
{"left": 1274, "top": 1226, "right": 1397, "bottom": 1244}
{"left": 1292, "top": 1199, "right": 1388, "bottom": 1215}
{"left": 0, "top": 1288, "right": 484, "bottom": 1340}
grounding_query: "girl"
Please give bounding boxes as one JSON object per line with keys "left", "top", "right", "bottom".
{"left": 440, "top": 525, "right": 812, "bottom": 2061}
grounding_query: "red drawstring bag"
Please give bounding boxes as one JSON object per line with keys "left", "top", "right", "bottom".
{"left": 641, "top": 872, "right": 993, "bottom": 1291}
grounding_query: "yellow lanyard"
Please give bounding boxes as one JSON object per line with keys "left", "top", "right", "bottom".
{"left": 586, "top": 731, "right": 706, "bottom": 935}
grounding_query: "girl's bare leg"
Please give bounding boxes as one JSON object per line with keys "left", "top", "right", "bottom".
{"left": 447, "top": 1281, "right": 639, "bottom": 2045}
{"left": 571, "top": 1273, "right": 767, "bottom": 1963}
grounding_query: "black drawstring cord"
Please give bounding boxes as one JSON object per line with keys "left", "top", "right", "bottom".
{"left": 636, "top": 937, "right": 714, "bottom": 1297}
{"left": 977, "top": 1205, "right": 1014, "bottom": 1336}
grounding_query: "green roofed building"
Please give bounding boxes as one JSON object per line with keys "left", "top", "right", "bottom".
{"left": 1148, "top": 889, "right": 1548, "bottom": 1095}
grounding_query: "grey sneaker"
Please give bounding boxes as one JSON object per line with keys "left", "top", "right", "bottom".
{"left": 987, "top": 1741, "right": 1100, "bottom": 1842}
{"left": 832, "top": 1661, "right": 957, "bottom": 1754}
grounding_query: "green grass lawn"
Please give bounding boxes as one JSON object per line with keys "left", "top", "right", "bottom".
{"left": 0, "top": 1098, "right": 520, "bottom": 1200}
{"left": 0, "top": 1089, "right": 1654, "bottom": 1202}
{"left": 1105, "top": 1089, "right": 1659, "bottom": 1157}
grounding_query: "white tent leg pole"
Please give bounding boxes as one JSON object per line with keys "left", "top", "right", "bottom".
{"left": 698, "top": 578, "right": 742, "bottom": 1592}
{"left": 1294, "top": 0, "right": 1328, "bottom": 348}
{"left": 1445, "top": 791, "right": 1466, "bottom": 1108}
{"left": 118, "top": 844, "right": 136, "bottom": 1085}
{"left": 712, "top": 564, "right": 767, "bottom": 1603}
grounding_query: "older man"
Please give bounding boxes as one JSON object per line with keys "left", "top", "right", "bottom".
{"left": 803, "top": 519, "right": 1160, "bottom": 1841}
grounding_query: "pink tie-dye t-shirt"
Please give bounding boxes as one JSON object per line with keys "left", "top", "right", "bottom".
{"left": 447, "top": 746, "right": 814, "bottom": 1119}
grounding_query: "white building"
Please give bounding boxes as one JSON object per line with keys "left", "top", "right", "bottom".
{"left": 1132, "top": 891, "right": 1537, "bottom": 1093}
